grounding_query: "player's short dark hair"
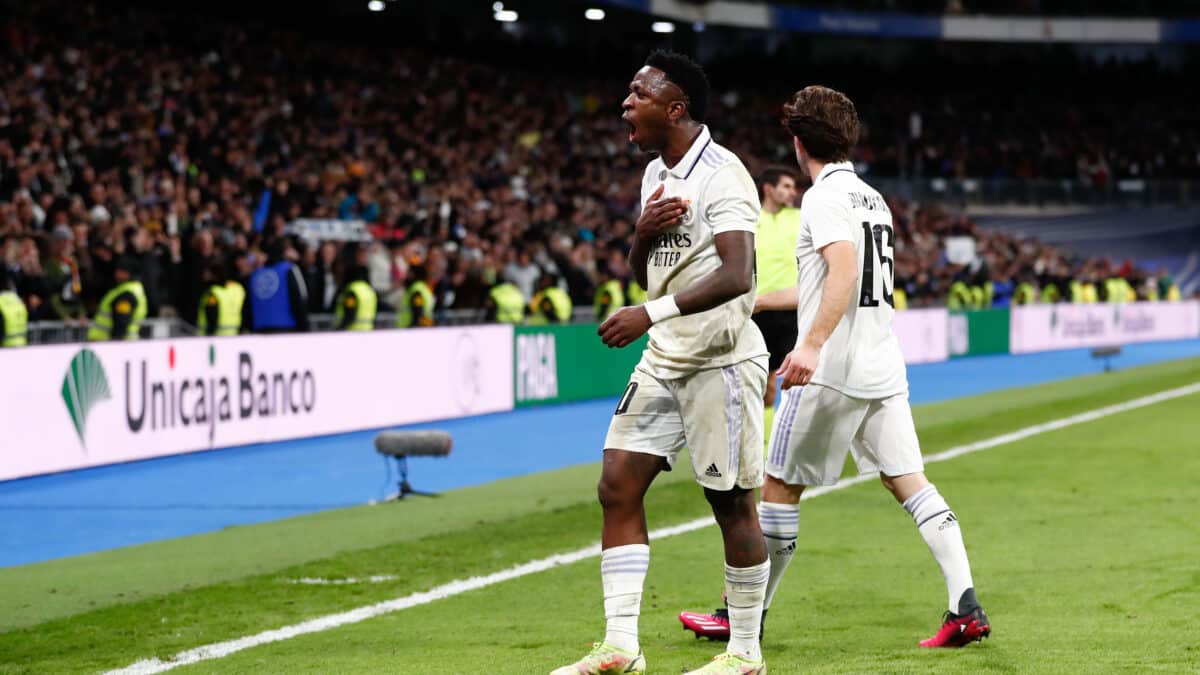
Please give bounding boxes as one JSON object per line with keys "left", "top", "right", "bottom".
{"left": 781, "top": 86, "right": 859, "bottom": 163}
{"left": 758, "top": 166, "right": 797, "bottom": 195}
{"left": 645, "top": 49, "right": 709, "bottom": 123}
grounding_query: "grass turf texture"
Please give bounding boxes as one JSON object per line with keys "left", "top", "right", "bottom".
{"left": 1, "top": 357, "right": 1198, "bottom": 673}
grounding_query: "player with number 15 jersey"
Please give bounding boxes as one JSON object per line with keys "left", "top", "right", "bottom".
{"left": 679, "top": 85, "right": 990, "bottom": 652}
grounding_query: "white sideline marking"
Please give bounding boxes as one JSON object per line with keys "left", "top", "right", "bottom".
{"left": 107, "top": 382, "right": 1200, "bottom": 675}
{"left": 288, "top": 575, "right": 399, "bottom": 586}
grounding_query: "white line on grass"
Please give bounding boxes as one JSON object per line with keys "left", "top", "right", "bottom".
{"left": 287, "top": 575, "right": 399, "bottom": 586}
{"left": 107, "top": 381, "right": 1200, "bottom": 675}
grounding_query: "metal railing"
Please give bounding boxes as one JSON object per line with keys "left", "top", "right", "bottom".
{"left": 22, "top": 307, "right": 605, "bottom": 346}
{"left": 308, "top": 307, "right": 597, "bottom": 331}
{"left": 26, "top": 318, "right": 197, "bottom": 345}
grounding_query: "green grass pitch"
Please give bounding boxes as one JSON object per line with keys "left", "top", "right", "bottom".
{"left": 1, "top": 357, "right": 1198, "bottom": 673}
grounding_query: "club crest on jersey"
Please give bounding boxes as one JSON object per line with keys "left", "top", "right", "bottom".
{"left": 680, "top": 200, "right": 696, "bottom": 226}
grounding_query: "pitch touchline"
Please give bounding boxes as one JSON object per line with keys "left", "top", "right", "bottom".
{"left": 106, "top": 382, "right": 1200, "bottom": 675}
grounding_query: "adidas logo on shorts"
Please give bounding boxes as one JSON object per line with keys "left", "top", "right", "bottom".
{"left": 704, "top": 463, "right": 722, "bottom": 478}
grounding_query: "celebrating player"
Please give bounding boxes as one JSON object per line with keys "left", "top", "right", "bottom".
{"left": 551, "top": 51, "right": 771, "bottom": 675}
{"left": 678, "top": 86, "right": 991, "bottom": 649}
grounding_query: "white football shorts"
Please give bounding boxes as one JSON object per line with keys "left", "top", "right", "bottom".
{"left": 765, "top": 383, "right": 923, "bottom": 487}
{"left": 604, "top": 358, "right": 767, "bottom": 491}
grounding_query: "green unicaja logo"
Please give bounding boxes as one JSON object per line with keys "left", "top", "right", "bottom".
{"left": 61, "top": 348, "right": 112, "bottom": 449}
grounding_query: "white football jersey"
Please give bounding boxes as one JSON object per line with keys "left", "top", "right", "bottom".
{"left": 794, "top": 161, "right": 907, "bottom": 398}
{"left": 635, "top": 125, "right": 768, "bottom": 379}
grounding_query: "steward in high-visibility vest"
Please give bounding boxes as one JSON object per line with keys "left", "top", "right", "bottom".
{"left": 1104, "top": 277, "right": 1132, "bottom": 304}
{"left": 197, "top": 262, "right": 244, "bottom": 337}
{"left": 531, "top": 286, "right": 571, "bottom": 324}
{"left": 0, "top": 287, "right": 28, "bottom": 347}
{"left": 1041, "top": 282, "right": 1061, "bottom": 304}
{"left": 594, "top": 278, "right": 625, "bottom": 322}
{"left": 1012, "top": 281, "right": 1038, "bottom": 305}
{"left": 947, "top": 281, "right": 975, "bottom": 310}
{"left": 1071, "top": 280, "right": 1098, "bottom": 304}
{"left": 89, "top": 257, "right": 147, "bottom": 341}
{"left": 198, "top": 284, "right": 245, "bottom": 336}
{"left": 627, "top": 280, "right": 647, "bottom": 306}
{"left": 335, "top": 280, "right": 378, "bottom": 331}
{"left": 397, "top": 263, "right": 435, "bottom": 328}
{"left": 487, "top": 282, "right": 525, "bottom": 324}
{"left": 529, "top": 271, "right": 572, "bottom": 325}
{"left": 892, "top": 286, "right": 908, "bottom": 310}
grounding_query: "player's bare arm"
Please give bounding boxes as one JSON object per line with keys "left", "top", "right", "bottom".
{"left": 753, "top": 286, "right": 799, "bottom": 313}
{"left": 628, "top": 184, "right": 685, "bottom": 289}
{"left": 600, "top": 230, "right": 754, "bottom": 349}
{"left": 779, "top": 240, "right": 857, "bottom": 388}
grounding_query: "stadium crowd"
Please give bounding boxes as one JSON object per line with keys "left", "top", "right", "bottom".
{"left": 0, "top": 1, "right": 1191, "bottom": 342}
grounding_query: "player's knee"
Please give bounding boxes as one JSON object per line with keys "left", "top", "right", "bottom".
{"left": 880, "top": 471, "right": 928, "bottom": 502}
{"left": 596, "top": 475, "right": 636, "bottom": 513}
{"left": 703, "top": 487, "right": 754, "bottom": 524}
{"left": 762, "top": 474, "right": 803, "bottom": 504}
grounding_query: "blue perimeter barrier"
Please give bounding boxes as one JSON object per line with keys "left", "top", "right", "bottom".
{"left": 3, "top": 338, "right": 1200, "bottom": 567}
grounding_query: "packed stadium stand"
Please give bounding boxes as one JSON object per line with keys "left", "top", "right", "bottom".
{"left": 1, "top": 0, "right": 1196, "bottom": 343}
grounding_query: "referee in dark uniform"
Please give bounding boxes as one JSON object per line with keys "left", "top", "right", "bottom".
{"left": 752, "top": 167, "right": 801, "bottom": 409}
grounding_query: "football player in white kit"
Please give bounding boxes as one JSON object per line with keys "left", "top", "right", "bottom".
{"left": 679, "top": 86, "right": 990, "bottom": 650}
{"left": 552, "top": 51, "right": 771, "bottom": 675}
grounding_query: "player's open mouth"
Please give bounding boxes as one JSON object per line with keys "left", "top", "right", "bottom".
{"left": 624, "top": 117, "right": 637, "bottom": 143}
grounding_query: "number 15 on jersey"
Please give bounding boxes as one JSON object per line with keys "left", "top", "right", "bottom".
{"left": 859, "top": 222, "right": 894, "bottom": 308}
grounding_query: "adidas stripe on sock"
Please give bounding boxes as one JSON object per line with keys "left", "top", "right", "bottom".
{"left": 601, "top": 544, "right": 649, "bottom": 653}
{"left": 902, "top": 484, "right": 976, "bottom": 613}
{"left": 758, "top": 501, "right": 800, "bottom": 610}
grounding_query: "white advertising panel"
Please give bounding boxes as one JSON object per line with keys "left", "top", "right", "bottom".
{"left": 0, "top": 326, "right": 514, "bottom": 481}
{"left": 1010, "top": 301, "right": 1200, "bottom": 354}
{"left": 893, "top": 308, "right": 950, "bottom": 364}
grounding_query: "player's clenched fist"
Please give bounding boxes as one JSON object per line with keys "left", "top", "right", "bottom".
{"left": 635, "top": 184, "right": 687, "bottom": 239}
{"left": 598, "top": 306, "right": 652, "bottom": 348}
{"left": 779, "top": 342, "right": 820, "bottom": 389}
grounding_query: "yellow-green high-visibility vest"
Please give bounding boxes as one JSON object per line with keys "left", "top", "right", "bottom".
{"left": 1013, "top": 282, "right": 1038, "bottom": 305}
{"left": 88, "top": 281, "right": 147, "bottom": 341}
{"left": 627, "top": 281, "right": 647, "bottom": 305}
{"left": 756, "top": 207, "right": 801, "bottom": 294}
{"left": 892, "top": 286, "right": 908, "bottom": 310}
{"left": 1071, "top": 281, "right": 1098, "bottom": 304}
{"left": 489, "top": 283, "right": 525, "bottom": 324}
{"left": 224, "top": 281, "right": 246, "bottom": 330}
{"left": 594, "top": 279, "right": 625, "bottom": 321}
{"left": 197, "top": 284, "right": 244, "bottom": 336}
{"left": 0, "top": 291, "right": 28, "bottom": 347}
{"left": 1105, "top": 277, "right": 1130, "bottom": 304}
{"left": 529, "top": 286, "right": 572, "bottom": 325}
{"left": 947, "top": 281, "right": 973, "bottom": 310}
{"left": 1041, "top": 283, "right": 1060, "bottom": 304}
{"left": 397, "top": 281, "right": 434, "bottom": 328}
{"left": 335, "top": 280, "right": 378, "bottom": 331}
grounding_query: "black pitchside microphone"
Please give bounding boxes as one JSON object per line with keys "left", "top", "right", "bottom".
{"left": 373, "top": 431, "right": 453, "bottom": 500}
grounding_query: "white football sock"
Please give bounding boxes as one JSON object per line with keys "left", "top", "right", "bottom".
{"left": 724, "top": 560, "right": 769, "bottom": 661}
{"left": 758, "top": 501, "right": 800, "bottom": 609}
{"left": 903, "top": 484, "right": 975, "bottom": 613}
{"left": 601, "top": 544, "right": 649, "bottom": 653}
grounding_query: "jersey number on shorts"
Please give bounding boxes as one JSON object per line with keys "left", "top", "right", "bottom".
{"left": 859, "top": 222, "right": 894, "bottom": 308}
{"left": 614, "top": 382, "right": 639, "bottom": 415}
